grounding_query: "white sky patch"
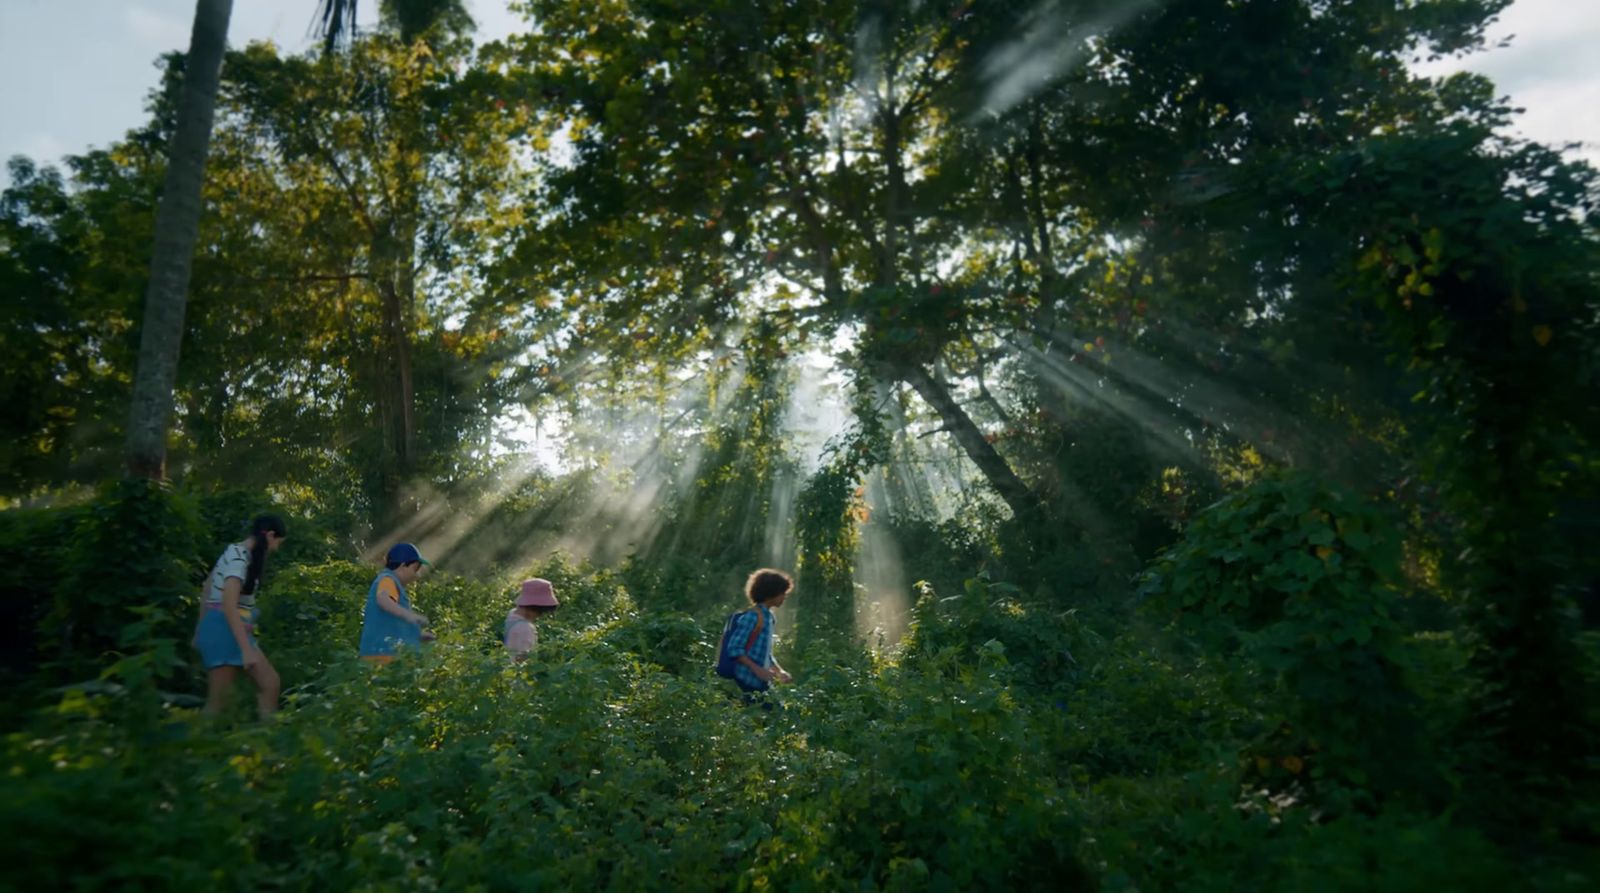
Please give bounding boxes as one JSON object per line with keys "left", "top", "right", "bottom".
{"left": 124, "top": 4, "right": 189, "bottom": 49}
{"left": 0, "top": 0, "right": 528, "bottom": 188}
{"left": 14, "top": 131, "right": 65, "bottom": 162}
{"left": 1412, "top": 0, "right": 1600, "bottom": 166}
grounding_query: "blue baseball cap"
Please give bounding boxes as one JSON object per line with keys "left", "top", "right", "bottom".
{"left": 386, "top": 542, "right": 431, "bottom": 566}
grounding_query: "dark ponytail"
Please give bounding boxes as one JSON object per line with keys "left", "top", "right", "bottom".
{"left": 243, "top": 514, "right": 288, "bottom": 595}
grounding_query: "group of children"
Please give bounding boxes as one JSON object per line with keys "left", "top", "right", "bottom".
{"left": 191, "top": 514, "right": 795, "bottom": 718}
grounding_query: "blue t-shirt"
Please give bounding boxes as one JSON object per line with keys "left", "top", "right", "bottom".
{"left": 359, "top": 570, "right": 422, "bottom": 656}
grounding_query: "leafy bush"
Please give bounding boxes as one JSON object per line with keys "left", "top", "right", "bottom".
{"left": 0, "top": 500, "right": 88, "bottom": 689}
{"left": 1, "top": 610, "right": 1093, "bottom": 890}
{"left": 594, "top": 612, "right": 710, "bottom": 676}
{"left": 514, "top": 553, "right": 636, "bottom": 632}
{"left": 48, "top": 479, "right": 206, "bottom": 685}
{"left": 189, "top": 487, "right": 345, "bottom": 567}
{"left": 898, "top": 576, "right": 1085, "bottom": 694}
{"left": 254, "top": 560, "right": 374, "bottom": 688}
{"left": 1080, "top": 770, "right": 1522, "bottom": 893}
{"left": 0, "top": 483, "right": 346, "bottom": 711}
{"left": 1047, "top": 632, "right": 1249, "bottom": 782}
{"left": 619, "top": 552, "right": 748, "bottom": 620}
{"left": 876, "top": 512, "right": 991, "bottom": 602}
{"left": 4, "top": 509, "right": 1593, "bottom": 890}
{"left": 1140, "top": 472, "right": 1435, "bottom": 805}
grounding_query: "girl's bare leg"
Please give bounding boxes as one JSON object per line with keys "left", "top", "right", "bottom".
{"left": 246, "top": 652, "right": 281, "bottom": 719}
{"left": 204, "top": 666, "right": 239, "bottom": 715}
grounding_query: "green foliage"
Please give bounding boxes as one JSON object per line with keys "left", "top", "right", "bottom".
{"left": 1079, "top": 770, "right": 1523, "bottom": 893}
{"left": 795, "top": 381, "right": 891, "bottom": 642}
{"left": 643, "top": 324, "right": 803, "bottom": 572}
{"left": 0, "top": 483, "right": 353, "bottom": 708}
{"left": 1307, "top": 122, "right": 1600, "bottom": 808}
{"left": 0, "top": 501, "right": 89, "bottom": 687}
{"left": 1, "top": 589, "right": 1093, "bottom": 891}
{"left": 765, "top": 663, "right": 1093, "bottom": 892}
{"left": 512, "top": 554, "right": 637, "bottom": 632}
{"left": 1140, "top": 472, "right": 1433, "bottom": 804}
{"left": 254, "top": 560, "right": 374, "bottom": 688}
{"left": 875, "top": 512, "right": 990, "bottom": 605}
{"left": 0, "top": 152, "right": 158, "bottom": 494}
{"left": 899, "top": 576, "right": 1083, "bottom": 695}
{"left": 47, "top": 479, "right": 207, "bottom": 685}
{"left": 256, "top": 552, "right": 636, "bottom": 694}
{"left": 11, "top": 553, "right": 1590, "bottom": 890}
{"left": 1063, "top": 651, "right": 1242, "bottom": 785}
{"left": 188, "top": 488, "right": 344, "bottom": 568}
{"left": 593, "top": 612, "right": 709, "bottom": 677}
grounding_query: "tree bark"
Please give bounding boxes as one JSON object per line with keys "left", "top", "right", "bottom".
{"left": 381, "top": 278, "right": 416, "bottom": 470}
{"left": 125, "top": 0, "right": 234, "bottom": 479}
{"left": 880, "top": 108, "right": 902, "bottom": 288}
{"left": 1024, "top": 107, "right": 1055, "bottom": 279}
{"left": 381, "top": 106, "right": 424, "bottom": 517}
{"left": 899, "top": 362, "right": 1042, "bottom": 523}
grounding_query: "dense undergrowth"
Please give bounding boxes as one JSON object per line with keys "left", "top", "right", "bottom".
{"left": 1, "top": 480, "right": 1595, "bottom": 891}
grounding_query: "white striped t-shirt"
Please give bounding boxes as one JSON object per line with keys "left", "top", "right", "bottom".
{"left": 205, "top": 543, "right": 256, "bottom": 612}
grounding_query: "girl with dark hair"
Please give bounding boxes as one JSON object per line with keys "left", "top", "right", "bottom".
{"left": 193, "top": 514, "right": 288, "bottom": 718}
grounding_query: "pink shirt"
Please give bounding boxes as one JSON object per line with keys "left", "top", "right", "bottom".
{"left": 504, "top": 609, "right": 537, "bottom": 655}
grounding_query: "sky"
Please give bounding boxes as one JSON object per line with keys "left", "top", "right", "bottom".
{"left": 1, "top": 0, "right": 1596, "bottom": 185}
{"left": 0, "top": 0, "right": 525, "bottom": 186}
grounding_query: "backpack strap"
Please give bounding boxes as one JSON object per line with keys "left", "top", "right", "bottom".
{"left": 744, "top": 607, "right": 766, "bottom": 652}
{"left": 718, "top": 608, "right": 766, "bottom": 660}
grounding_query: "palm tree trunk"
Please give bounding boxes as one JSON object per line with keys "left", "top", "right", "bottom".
{"left": 125, "top": 0, "right": 234, "bottom": 479}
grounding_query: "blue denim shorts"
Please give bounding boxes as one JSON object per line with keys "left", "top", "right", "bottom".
{"left": 195, "top": 606, "right": 258, "bottom": 669}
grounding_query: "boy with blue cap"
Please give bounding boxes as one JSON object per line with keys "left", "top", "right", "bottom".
{"left": 359, "top": 542, "right": 434, "bottom": 664}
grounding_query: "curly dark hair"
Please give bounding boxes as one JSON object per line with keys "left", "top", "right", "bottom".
{"left": 744, "top": 568, "right": 794, "bottom": 604}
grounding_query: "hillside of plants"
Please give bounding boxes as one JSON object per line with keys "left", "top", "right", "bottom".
{"left": 2, "top": 0, "right": 1597, "bottom": 890}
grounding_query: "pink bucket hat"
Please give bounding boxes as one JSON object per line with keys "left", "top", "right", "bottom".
{"left": 515, "top": 578, "right": 559, "bottom": 608}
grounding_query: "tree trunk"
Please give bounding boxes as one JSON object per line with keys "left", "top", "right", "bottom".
{"left": 880, "top": 108, "right": 902, "bottom": 287}
{"left": 381, "top": 278, "right": 416, "bottom": 467}
{"left": 373, "top": 252, "right": 417, "bottom": 524}
{"left": 125, "top": 0, "right": 234, "bottom": 480}
{"left": 900, "top": 362, "right": 1042, "bottom": 523}
{"left": 373, "top": 48, "right": 430, "bottom": 521}
{"left": 387, "top": 169, "right": 422, "bottom": 518}
{"left": 1024, "top": 107, "right": 1055, "bottom": 279}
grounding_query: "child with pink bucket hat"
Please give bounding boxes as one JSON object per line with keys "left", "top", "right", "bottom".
{"left": 504, "top": 578, "right": 559, "bottom": 660}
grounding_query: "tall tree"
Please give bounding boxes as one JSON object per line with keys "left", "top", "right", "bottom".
{"left": 123, "top": 0, "right": 234, "bottom": 479}
{"left": 195, "top": 22, "right": 526, "bottom": 523}
{"left": 123, "top": 0, "right": 467, "bottom": 482}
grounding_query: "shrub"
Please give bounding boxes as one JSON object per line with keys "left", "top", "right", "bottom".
{"left": 1139, "top": 472, "right": 1435, "bottom": 806}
